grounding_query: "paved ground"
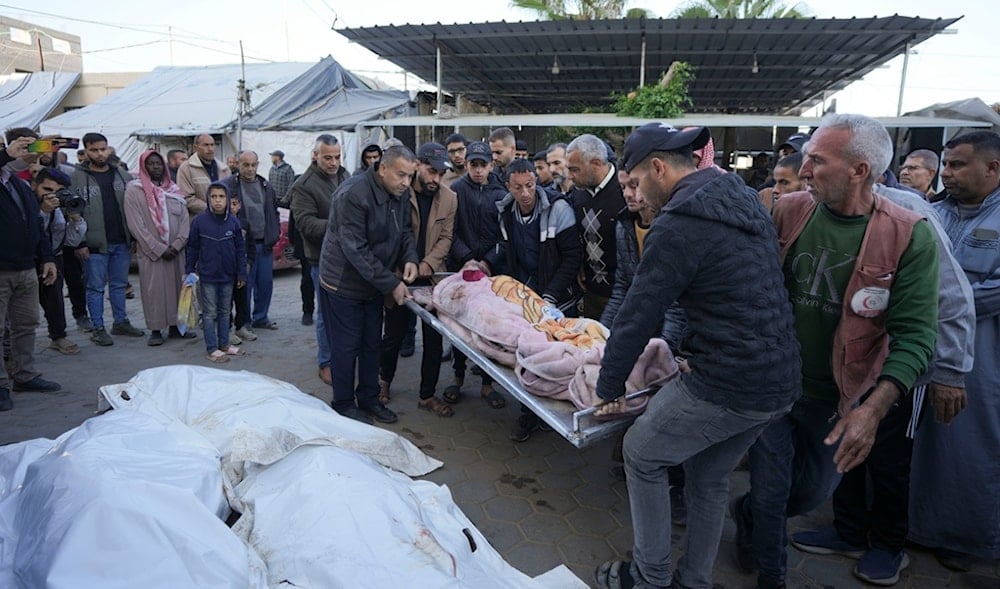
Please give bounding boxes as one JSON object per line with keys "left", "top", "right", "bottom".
{"left": 3, "top": 270, "right": 998, "bottom": 588}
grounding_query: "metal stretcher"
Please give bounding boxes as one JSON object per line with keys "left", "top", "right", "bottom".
{"left": 405, "top": 299, "right": 653, "bottom": 448}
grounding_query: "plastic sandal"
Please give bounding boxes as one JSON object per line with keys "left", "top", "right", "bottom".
{"left": 206, "top": 350, "right": 229, "bottom": 363}
{"left": 481, "top": 387, "right": 506, "bottom": 409}
{"left": 418, "top": 396, "right": 455, "bottom": 417}
{"left": 224, "top": 345, "right": 246, "bottom": 356}
{"left": 443, "top": 384, "right": 462, "bottom": 404}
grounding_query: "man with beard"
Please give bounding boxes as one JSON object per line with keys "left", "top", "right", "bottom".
{"left": 378, "top": 143, "right": 457, "bottom": 417}
{"left": 546, "top": 143, "right": 574, "bottom": 196}
{"left": 318, "top": 145, "right": 419, "bottom": 425}
{"left": 489, "top": 127, "right": 516, "bottom": 182}
{"left": 71, "top": 132, "right": 145, "bottom": 346}
{"left": 441, "top": 133, "right": 467, "bottom": 189}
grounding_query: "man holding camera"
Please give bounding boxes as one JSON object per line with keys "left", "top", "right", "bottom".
{"left": 0, "top": 136, "right": 62, "bottom": 411}
{"left": 32, "top": 168, "right": 86, "bottom": 355}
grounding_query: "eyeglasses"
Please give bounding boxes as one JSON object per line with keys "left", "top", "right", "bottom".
{"left": 900, "top": 164, "right": 932, "bottom": 172}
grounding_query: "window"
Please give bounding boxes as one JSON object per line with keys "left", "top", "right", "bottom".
{"left": 9, "top": 27, "right": 31, "bottom": 45}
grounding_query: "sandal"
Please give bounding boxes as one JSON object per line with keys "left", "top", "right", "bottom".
{"left": 594, "top": 560, "right": 639, "bottom": 589}
{"left": 443, "top": 384, "right": 462, "bottom": 404}
{"left": 378, "top": 378, "right": 391, "bottom": 404}
{"left": 418, "top": 396, "right": 454, "bottom": 417}
{"left": 481, "top": 387, "right": 506, "bottom": 409}
{"left": 223, "top": 345, "right": 246, "bottom": 356}
{"left": 206, "top": 350, "right": 229, "bottom": 363}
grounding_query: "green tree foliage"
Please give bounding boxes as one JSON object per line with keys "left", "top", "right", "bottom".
{"left": 511, "top": 0, "right": 651, "bottom": 19}
{"left": 612, "top": 61, "right": 694, "bottom": 118}
{"left": 671, "top": 0, "right": 809, "bottom": 18}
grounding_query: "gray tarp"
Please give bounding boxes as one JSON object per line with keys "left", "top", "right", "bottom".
{"left": 0, "top": 72, "right": 79, "bottom": 131}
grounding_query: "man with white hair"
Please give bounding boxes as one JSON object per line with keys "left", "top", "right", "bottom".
{"left": 567, "top": 134, "right": 625, "bottom": 319}
{"left": 732, "top": 114, "right": 939, "bottom": 588}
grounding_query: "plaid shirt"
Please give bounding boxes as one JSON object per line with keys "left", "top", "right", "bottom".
{"left": 268, "top": 161, "right": 296, "bottom": 205}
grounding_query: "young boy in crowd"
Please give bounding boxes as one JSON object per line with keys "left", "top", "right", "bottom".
{"left": 185, "top": 182, "right": 247, "bottom": 363}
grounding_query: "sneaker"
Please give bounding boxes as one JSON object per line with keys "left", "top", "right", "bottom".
{"left": 235, "top": 326, "right": 258, "bottom": 341}
{"left": 730, "top": 494, "right": 756, "bottom": 572}
{"left": 251, "top": 320, "right": 278, "bottom": 330}
{"left": 335, "top": 405, "right": 374, "bottom": 425}
{"left": 302, "top": 312, "right": 314, "bottom": 326}
{"left": 0, "top": 388, "right": 12, "bottom": 412}
{"left": 111, "top": 321, "right": 144, "bottom": 337}
{"left": 361, "top": 402, "right": 398, "bottom": 424}
{"left": 853, "top": 548, "right": 910, "bottom": 586}
{"left": 76, "top": 316, "right": 94, "bottom": 332}
{"left": 934, "top": 548, "right": 974, "bottom": 572}
{"left": 230, "top": 332, "right": 242, "bottom": 345}
{"left": 790, "top": 527, "right": 865, "bottom": 559}
{"left": 91, "top": 328, "right": 114, "bottom": 346}
{"left": 509, "top": 413, "right": 539, "bottom": 442}
{"left": 13, "top": 376, "right": 62, "bottom": 393}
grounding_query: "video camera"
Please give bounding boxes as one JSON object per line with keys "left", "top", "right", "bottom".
{"left": 55, "top": 187, "right": 86, "bottom": 216}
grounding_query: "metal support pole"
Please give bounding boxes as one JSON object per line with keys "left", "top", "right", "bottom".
{"left": 896, "top": 42, "right": 911, "bottom": 117}
{"left": 639, "top": 32, "right": 647, "bottom": 87}
{"left": 436, "top": 44, "right": 443, "bottom": 117}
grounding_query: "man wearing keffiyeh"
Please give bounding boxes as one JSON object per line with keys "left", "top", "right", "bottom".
{"left": 124, "top": 150, "right": 192, "bottom": 346}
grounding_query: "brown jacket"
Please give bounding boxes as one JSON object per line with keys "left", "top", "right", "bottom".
{"left": 409, "top": 180, "right": 457, "bottom": 282}
{"left": 176, "top": 155, "right": 232, "bottom": 217}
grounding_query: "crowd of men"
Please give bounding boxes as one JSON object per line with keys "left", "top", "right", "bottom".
{"left": 1, "top": 117, "right": 998, "bottom": 588}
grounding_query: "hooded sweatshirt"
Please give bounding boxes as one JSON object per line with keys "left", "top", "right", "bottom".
{"left": 185, "top": 184, "right": 247, "bottom": 284}
{"left": 596, "top": 168, "right": 802, "bottom": 412}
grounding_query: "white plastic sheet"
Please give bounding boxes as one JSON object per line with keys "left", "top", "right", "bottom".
{"left": 0, "top": 366, "right": 585, "bottom": 588}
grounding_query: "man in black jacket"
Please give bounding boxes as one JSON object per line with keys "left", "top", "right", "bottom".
{"left": 0, "top": 136, "right": 62, "bottom": 411}
{"left": 593, "top": 124, "right": 801, "bottom": 589}
{"left": 318, "top": 145, "right": 418, "bottom": 425}
{"left": 290, "top": 134, "right": 350, "bottom": 385}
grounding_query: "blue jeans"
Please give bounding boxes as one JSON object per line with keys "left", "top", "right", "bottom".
{"left": 200, "top": 281, "right": 233, "bottom": 352}
{"left": 740, "top": 395, "right": 840, "bottom": 583}
{"left": 310, "top": 266, "right": 330, "bottom": 369}
{"left": 623, "top": 376, "right": 789, "bottom": 589}
{"left": 85, "top": 242, "right": 131, "bottom": 329}
{"left": 320, "top": 288, "right": 381, "bottom": 412}
{"left": 248, "top": 242, "right": 273, "bottom": 324}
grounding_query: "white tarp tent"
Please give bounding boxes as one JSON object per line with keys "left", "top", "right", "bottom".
{"left": 40, "top": 63, "right": 312, "bottom": 168}
{"left": 0, "top": 71, "right": 79, "bottom": 131}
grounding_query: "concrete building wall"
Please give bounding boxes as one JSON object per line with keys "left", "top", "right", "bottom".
{"left": 54, "top": 72, "right": 145, "bottom": 115}
{"left": 0, "top": 15, "right": 82, "bottom": 74}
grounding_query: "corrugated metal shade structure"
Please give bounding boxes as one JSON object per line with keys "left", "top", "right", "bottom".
{"left": 338, "top": 16, "right": 960, "bottom": 115}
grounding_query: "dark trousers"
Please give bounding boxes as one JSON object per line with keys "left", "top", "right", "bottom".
{"left": 452, "top": 349, "right": 493, "bottom": 386}
{"left": 379, "top": 304, "right": 442, "bottom": 399}
{"left": 300, "top": 258, "right": 314, "bottom": 314}
{"left": 321, "top": 289, "right": 382, "bottom": 412}
{"left": 232, "top": 281, "right": 249, "bottom": 330}
{"left": 61, "top": 245, "right": 87, "bottom": 319}
{"left": 288, "top": 215, "right": 314, "bottom": 314}
{"left": 38, "top": 256, "right": 67, "bottom": 340}
{"left": 832, "top": 397, "right": 914, "bottom": 553}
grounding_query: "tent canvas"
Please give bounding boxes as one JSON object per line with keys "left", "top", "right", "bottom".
{"left": 0, "top": 71, "right": 79, "bottom": 131}
{"left": 40, "top": 62, "right": 312, "bottom": 167}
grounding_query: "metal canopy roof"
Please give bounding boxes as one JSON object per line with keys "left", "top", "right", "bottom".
{"left": 338, "top": 16, "right": 961, "bottom": 115}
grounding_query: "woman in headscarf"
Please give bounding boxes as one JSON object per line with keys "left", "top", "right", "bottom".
{"left": 123, "top": 150, "right": 192, "bottom": 346}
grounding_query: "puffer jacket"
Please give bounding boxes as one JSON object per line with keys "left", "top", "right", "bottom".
{"left": 596, "top": 168, "right": 802, "bottom": 412}
{"left": 449, "top": 172, "right": 507, "bottom": 272}
{"left": 489, "top": 187, "right": 582, "bottom": 314}
{"left": 318, "top": 167, "right": 418, "bottom": 300}
{"left": 600, "top": 207, "right": 688, "bottom": 352}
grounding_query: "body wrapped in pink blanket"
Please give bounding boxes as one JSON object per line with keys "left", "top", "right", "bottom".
{"left": 431, "top": 272, "right": 677, "bottom": 417}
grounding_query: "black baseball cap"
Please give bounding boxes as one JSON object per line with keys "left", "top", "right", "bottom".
{"left": 269, "top": 149, "right": 285, "bottom": 157}
{"left": 417, "top": 142, "right": 452, "bottom": 172}
{"left": 622, "top": 123, "right": 711, "bottom": 172}
{"left": 466, "top": 141, "right": 492, "bottom": 163}
{"left": 777, "top": 133, "right": 809, "bottom": 154}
